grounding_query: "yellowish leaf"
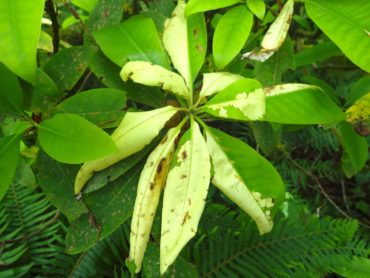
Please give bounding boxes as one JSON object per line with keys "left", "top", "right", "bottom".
{"left": 199, "top": 72, "right": 245, "bottom": 99}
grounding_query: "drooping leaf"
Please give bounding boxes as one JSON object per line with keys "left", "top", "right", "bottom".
{"left": 38, "top": 113, "right": 117, "bottom": 164}
{"left": 93, "top": 15, "right": 169, "bottom": 68}
{"left": 36, "top": 151, "right": 88, "bottom": 221}
{"left": 74, "top": 106, "right": 178, "bottom": 194}
{"left": 161, "top": 120, "right": 211, "bottom": 274}
{"left": 202, "top": 79, "right": 264, "bottom": 121}
{"left": 57, "top": 88, "right": 126, "bottom": 127}
{"left": 43, "top": 46, "right": 93, "bottom": 92}
{"left": 185, "top": 0, "right": 239, "bottom": 16}
{"left": 213, "top": 5, "right": 253, "bottom": 69}
{"left": 121, "top": 61, "right": 189, "bottom": 100}
{"left": 0, "top": 63, "right": 24, "bottom": 114}
{"left": 66, "top": 166, "right": 140, "bottom": 254}
{"left": 336, "top": 121, "right": 368, "bottom": 177}
{"left": 163, "top": 1, "right": 207, "bottom": 90}
{"left": 130, "top": 122, "right": 184, "bottom": 272}
{"left": 0, "top": 0, "right": 44, "bottom": 83}
{"left": 305, "top": 0, "right": 370, "bottom": 73}
{"left": 198, "top": 72, "right": 245, "bottom": 100}
{"left": 0, "top": 135, "right": 20, "bottom": 200}
{"left": 243, "top": 0, "right": 294, "bottom": 62}
{"left": 247, "top": 0, "right": 266, "bottom": 20}
{"left": 205, "top": 126, "right": 285, "bottom": 234}
{"left": 263, "top": 84, "right": 345, "bottom": 124}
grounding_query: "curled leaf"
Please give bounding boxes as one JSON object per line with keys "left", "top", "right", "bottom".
{"left": 160, "top": 120, "right": 211, "bottom": 274}
{"left": 74, "top": 106, "right": 178, "bottom": 194}
{"left": 121, "top": 61, "right": 189, "bottom": 100}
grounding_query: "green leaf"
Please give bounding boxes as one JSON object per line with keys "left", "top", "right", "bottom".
{"left": 336, "top": 121, "right": 368, "bottom": 177}
{"left": 161, "top": 120, "right": 211, "bottom": 274}
{"left": 121, "top": 61, "right": 189, "bottom": 100}
{"left": 0, "top": 0, "right": 44, "bottom": 83}
{"left": 43, "top": 46, "right": 92, "bottom": 92}
{"left": 305, "top": 0, "right": 370, "bottom": 72}
{"left": 250, "top": 122, "right": 281, "bottom": 155}
{"left": 38, "top": 113, "right": 117, "bottom": 164}
{"left": 74, "top": 106, "right": 178, "bottom": 194}
{"left": 0, "top": 63, "right": 23, "bottom": 114}
{"left": 130, "top": 123, "right": 184, "bottom": 272}
{"left": 163, "top": 1, "right": 207, "bottom": 90}
{"left": 346, "top": 76, "right": 370, "bottom": 106}
{"left": 213, "top": 5, "right": 253, "bottom": 69}
{"left": 36, "top": 151, "right": 88, "bottom": 221}
{"left": 186, "top": 0, "right": 240, "bottom": 16}
{"left": 0, "top": 135, "right": 20, "bottom": 200}
{"left": 199, "top": 72, "right": 245, "bottom": 99}
{"left": 66, "top": 166, "right": 140, "bottom": 254}
{"left": 71, "top": 0, "right": 98, "bottom": 12}
{"left": 205, "top": 126, "right": 285, "bottom": 233}
{"left": 263, "top": 84, "right": 345, "bottom": 124}
{"left": 202, "top": 79, "right": 264, "bottom": 121}
{"left": 334, "top": 257, "right": 370, "bottom": 278}
{"left": 57, "top": 88, "right": 126, "bottom": 127}
{"left": 301, "top": 75, "right": 340, "bottom": 105}
{"left": 93, "top": 15, "right": 169, "bottom": 68}
{"left": 247, "top": 0, "right": 265, "bottom": 20}
{"left": 295, "top": 42, "right": 341, "bottom": 68}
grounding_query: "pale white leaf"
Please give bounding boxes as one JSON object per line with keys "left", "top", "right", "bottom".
{"left": 74, "top": 106, "right": 178, "bottom": 194}
{"left": 199, "top": 72, "right": 245, "bottom": 99}
{"left": 160, "top": 121, "right": 211, "bottom": 274}
{"left": 264, "top": 83, "right": 316, "bottom": 96}
{"left": 129, "top": 123, "right": 184, "bottom": 272}
{"left": 120, "top": 61, "right": 189, "bottom": 100}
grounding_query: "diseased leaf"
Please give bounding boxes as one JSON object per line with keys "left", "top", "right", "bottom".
{"left": 243, "top": 0, "right": 294, "bottom": 62}
{"left": 74, "top": 106, "right": 178, "bottom": 194}
{"left": 93, "top": 15, "right": 169, "bottom": 68}
{"left": 57, "top": 88, "right": 126, "bottom": 127}
{"left": 263, "top": 84, "right": 345, "bottom": 124}
{"left": 121, "top": 61, "right": 189, "bottom": 100}
{"left": 37, "top": 151, "right": 88, "bottom": 221}
{"left": 185, "top": 0, "right": 240, "bottom": 16}
{"left": 130, "top": 123, "right": 184, "bottom": 272}
{"left": 0, "top": 135, "right": 20, "bottom": 200}
{"left": 202, "top": 79, "right": 264, "bottom": 121}
{"left": 205, "top": 126, "right": 285, "bottom": 234}
{"left": 198, "top": 72, "right": 245, "bottom": 99}
{"left": 0, "top": 63, "right": 24, "bottom": 114}
{"left": 345, "top": 92, "right": 370, "bottom": 136}
{"left": 0, "top": 0, "right": 44, "bottom": 83}
{"left": 163, "top": 1, "right": 207, "bottom": 90}
{"left": 38, "top": 113, "right": 117, "bottom": 164}
{"left": 213, "top": 5, "right": 253, "bottom": 69}
{"left": 305, "top": 0, "right": 370, "bottom": 72}
{"left": 160, "top": 120, "right": 211, "bottom": 274}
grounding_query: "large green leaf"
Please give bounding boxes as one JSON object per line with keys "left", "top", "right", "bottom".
{"left": 263, "top": 84, "right": 345, "bottom": 124}
{"left": 0, "top": 0, "right": 44, "bottom": 83}
{"left": 93, "top": 15, "right": 169, "bottom": 68}
{"left": 74, "top": 106, "right": 178, "bottom": 194}
{"left": 163, "top": 1, "right": 207, "bottom": 91}
{"left": 0, "top": 63, "right": 23, "bottom": 114}
{"left": 72, "top": 0, "right": 98, "bottom": 12}
{"left": 185, "top": 0, "right": 239, "bottom": 16}
{"left": 38, "top": 113, "right": 117, "bottom": 164}
{"left": 202, "top": 79, "right": 264, "bottom": 121}
{"left": 213, "top": 5, "right": 253, "bottom": 69}
{"left": 336, "top": 121, "right": 368, "bottom": 177}
{"left": 43, "top": 46, "right": 93, "bottom": 92}
{"left": 66, "top": 166, "right": 140, "bottom": 254}
{"left": 0, "top": 135, "right": 20, "bottom": 200}
{"left": 305, "top": 0, "right": 370, "bottom": 73}
{"left": 161, "top": 120, "right": 211, "bottom": 274}
{"left": 36, "top": 151, "right": 88, "bottom": 221}
{"left": 57, "top": 88, "right": 126, "bottom": 127}
{"left": 205, "top": 126, "right": 285, "bottom": 233}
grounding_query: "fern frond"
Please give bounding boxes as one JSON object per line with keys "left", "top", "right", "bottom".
{"left": 191, "top": 205, "right": 367, "bottom": 277}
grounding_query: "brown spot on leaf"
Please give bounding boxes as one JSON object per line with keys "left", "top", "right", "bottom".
{"left": 188, "top": 198, "right": 191, "bottom": 205}
{"left": 181, "top": 174, "right": 187, "bottom": 179}
{"left": 196, "top": 44, "right": 204, "bottom": 53}
{"left": 161, "top": 136, "right": 168, "bottom": 145}
{"left": 149, "top": 182, "right": 155, "bottom": 190}
{"left": 181, "top": 211, "right": 191, "bottom": 225}
{"left": 193, "top": 28, "right": 199, "bottom": 39}
{"left": 181, "top": 150, "right": 187, "bottom": 160}
{"left": 156, "top": 158, "right": 166, "bottom": 174}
